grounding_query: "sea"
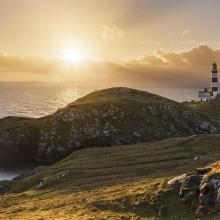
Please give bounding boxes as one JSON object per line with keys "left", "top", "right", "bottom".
{"left": 0, "top": 82, "right": 200, "bottom": 119}
{"left": 0, "top": 82, "right": 200, "bottom": 180}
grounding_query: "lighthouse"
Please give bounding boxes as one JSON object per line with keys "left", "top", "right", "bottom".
{"left": 199, "top": 63, "right": 219, "bottom": 101}
{"left": 211, "top": 62, "right": 219, "bottom": 97}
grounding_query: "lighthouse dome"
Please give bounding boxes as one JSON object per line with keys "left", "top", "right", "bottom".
{"left": 213, "top": 62, "right": 217, "bottom": 68}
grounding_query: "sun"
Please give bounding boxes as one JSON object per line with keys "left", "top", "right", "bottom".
{"left": 62, "top": 49, "right": 83, "bottom": 63}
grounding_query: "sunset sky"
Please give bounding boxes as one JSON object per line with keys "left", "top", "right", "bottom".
{"left": 1, "top": 0, "right": 220, "bottom": 87}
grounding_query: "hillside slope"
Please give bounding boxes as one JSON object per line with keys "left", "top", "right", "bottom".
{"left": 185, "top": 96, "right": 220, "bottom": 121}
{"left": 0, "top": 87, "right": 218, "bottom": 164}
{"left": 1, "top": 134, "right": 220, "bottom": 219}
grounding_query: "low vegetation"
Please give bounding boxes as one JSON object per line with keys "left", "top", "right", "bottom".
{"left": 1, "top": 88, "right": 220, "bottom": 219}
{"left": 185, "top": 96, "right": 220, "bottom": 121}
{"left": 0, "top": 134, "right": 220, "bottom": 219}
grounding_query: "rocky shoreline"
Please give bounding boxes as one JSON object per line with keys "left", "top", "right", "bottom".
{"left": 0, "top": 166, "right": 46, "bottom": 195}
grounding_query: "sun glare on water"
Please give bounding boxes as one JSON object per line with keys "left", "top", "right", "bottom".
{"left": 62, "top": 49, "right": 83, "bottom": 63}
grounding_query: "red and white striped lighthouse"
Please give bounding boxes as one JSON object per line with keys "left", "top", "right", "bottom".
{"left": 211, "top": 62, "right": 219, "bottom": 97}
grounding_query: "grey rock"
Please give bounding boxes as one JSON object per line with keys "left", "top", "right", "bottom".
{"left": 215, "top": 187, "right": 220, "bottom": 210}
{"left": 35, "top": 181, "right": 44, "bottom": 189}
{"left": 167, "top": 174, "right": 187, "bottom": 190}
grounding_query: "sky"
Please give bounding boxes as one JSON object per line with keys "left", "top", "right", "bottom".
{"left": 1, "top": 0, "right": 220, "bottom": 87}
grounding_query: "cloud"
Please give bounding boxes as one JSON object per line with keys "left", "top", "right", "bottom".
{"left": 128, "top": 54, "right": 164, "bottom": 66}
{"left": 101, "top": 24, "right": 124, "bottom": 40}
{"left": 155, "top": 45, "right": 217, "bottom": 66}
{"left": 0, "top": 54, "right": 61, "bottom": 74}
{"left": 0, "top": 45, "right": 220, "bottom": 88}
{"left": 108, "top": 45, "right": 220, "bottom": 88}
{"left": 182, "top": 29, "right": 189, "bottom": 37}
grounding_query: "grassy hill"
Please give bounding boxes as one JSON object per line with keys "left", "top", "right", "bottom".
{"left": 1, "top": 134, "right": 220, "bottom": 219}
{"left": 0, "top": 87, "right": 218, "bottom": 164}
{"left": 185, "top": 96, "right": 220, "bottom": 121}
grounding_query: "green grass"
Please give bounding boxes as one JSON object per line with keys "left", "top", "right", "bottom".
{"left": 71, "top": 87, "right": 187, "bottom": 109}
{"left": 185, "top": 97, "right": 220, "bottom": 121}
{"left": 0, "top": 134, "right": 220, "bottom": 219}
{"left": 1, "top": 88, "right": 220, "bottom": 219}
{"left": 11, "top": 134, "right": 220, "bottom": 192}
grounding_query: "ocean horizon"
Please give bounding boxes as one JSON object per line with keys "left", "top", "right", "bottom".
{"left": 0, "top": 82, "right": 200, "bottom": 119}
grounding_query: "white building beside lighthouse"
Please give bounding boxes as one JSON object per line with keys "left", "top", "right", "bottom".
{"left": 199, "top": 63, "right": 219, "bottom": 102}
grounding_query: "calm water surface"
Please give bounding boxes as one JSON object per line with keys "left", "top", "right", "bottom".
{"left": 0, "top": 165, "right": 37, "bottom": 181}
{"left": 0, "top": 82, "right": 200, "bottom": 119}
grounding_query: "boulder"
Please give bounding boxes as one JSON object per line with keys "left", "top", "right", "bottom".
{"left": 167, "top": 174, "right": 187, "bottom": 190}
{"left": 166, "top": 164, "right": 220, "bottom": 218}
{"left": 200, "top": 175, "right": 220, "bottom": 204}
{"left": 215, "top": 187, "right": 220, "bottom": 210}
{"left": 35, "top": 181, "right": 44, "bottom": 189}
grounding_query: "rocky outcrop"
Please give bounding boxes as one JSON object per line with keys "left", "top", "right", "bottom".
{"left": 0, "top": 87, "right": 219, "bottom": 164}
{"left": 167, "top": 163, "right": 220, "bottom": 218}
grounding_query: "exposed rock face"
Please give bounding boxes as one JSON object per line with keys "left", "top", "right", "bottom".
{"left": 0, "top": 87, "right": 219, "bottom": 164}
{"left": 167, "top": 174, "right": 187, "bottom": 189}
{"left": 167, "top": 164, "right": 220, "bottom": 218}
